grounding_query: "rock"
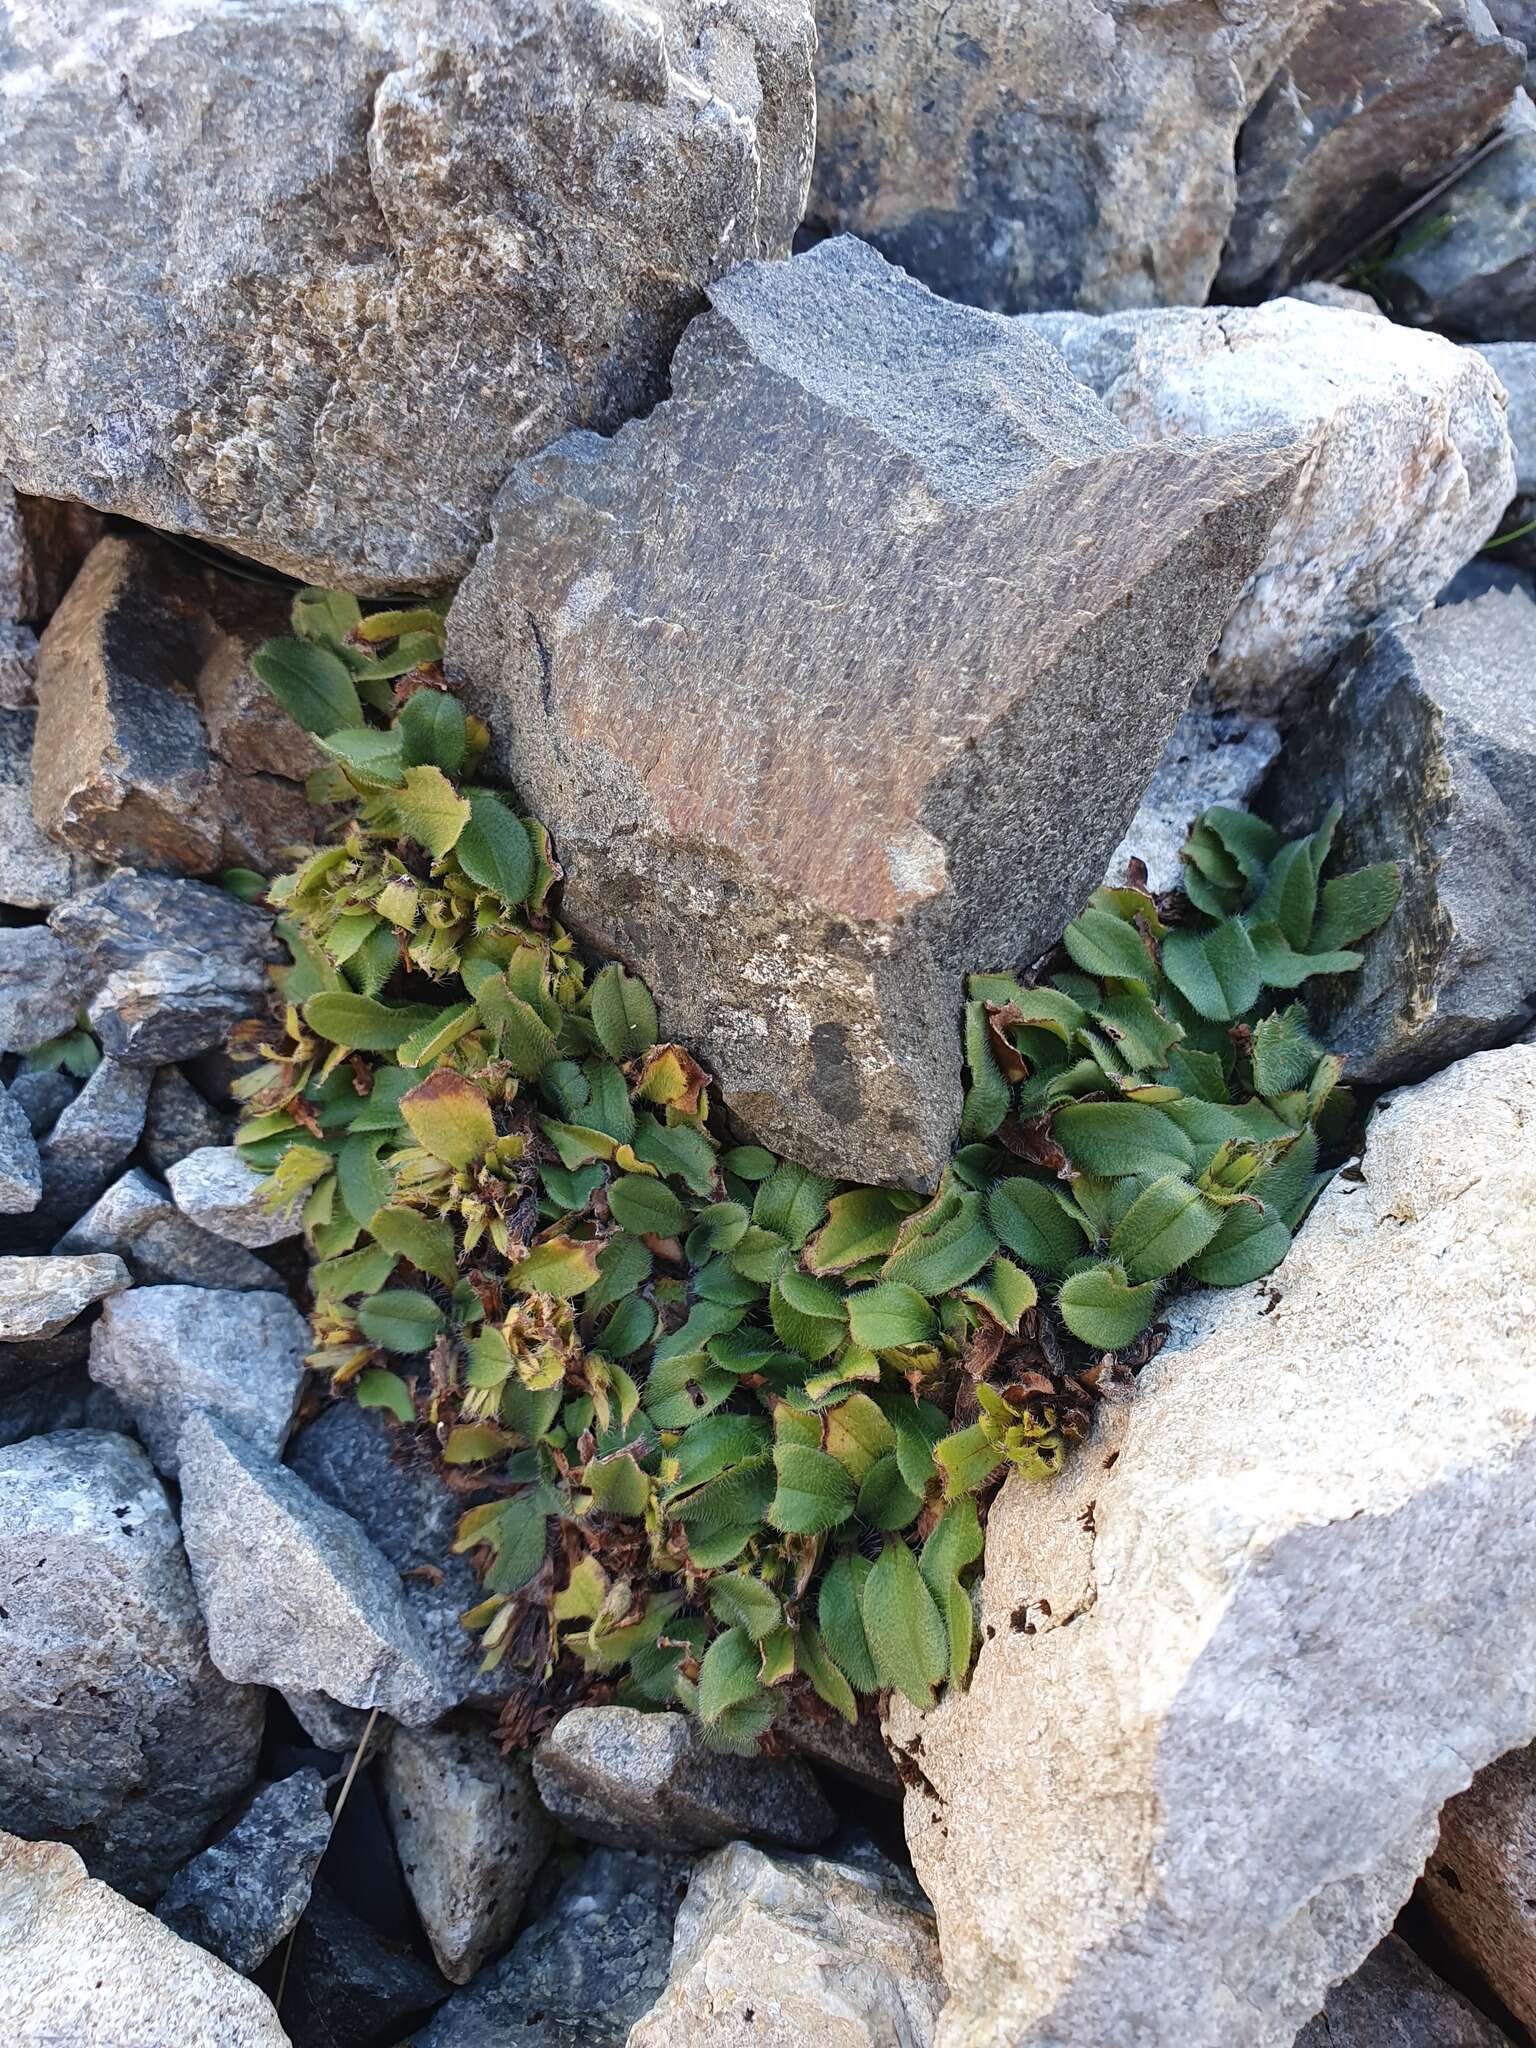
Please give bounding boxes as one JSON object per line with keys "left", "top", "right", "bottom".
{"left": 1024, "top": 296, "right": 1514, "bottom": 709}
{"left": 156, "top": 1769, "right": 332, "bottom": 1975}
{"left": 1479, "top": 340, "right": 1536, "bottom": 488}
{"left": 1218, "top": 0, "right": 1523, "bottom": 298}
{"left": 167, "top": 1145, "right": 301, "bottom": 1248}
{"left": 415, "top": 1846, "right": 686, "bottom": 2048}
{"left": 1291, "top": 279, "right": 1389, "bottom": 312}
{"left": 0, "top": 1430, "right": 264, "bottom": 1899}
{"left": 0, "top": 1083, "right": 41, "bottom": 1214}
{"left": 0, "top": 1831, "right": 289, "bottom": 2046}
{"left": 286, "top": 1398, "right": 506, "bottom": 1713}
{"left": 36, "top": 1056, "right": 152, "bottom": 1221}
{"left": 57, "top": 1167, "right": 284, "bottom": 1292}
{"left": 0, "top": 0, "right": 815, "bottom": 594}
{"left": 49, "top": 869, "right": 278, "bottom": 1065}
{"left": 534, "top": 1706, "right": 834, "bottom": 1856}
{"left": 1416, "top": 1742, "right": 1536, "bottom": 2030}
{"left": 7, "top": 1067, "right": 74, "bottom": 1138}
{"left": 0, "top": 1320, "right": 126, "bottom": 1445}
{"left": 383, "top": 1723, "right": 554, "bottom": 1986}
{"left": 1381, "top": 88, "right": 1536, "bottom": 335}
{"left": 450, "top": 237, "right": 1305, "bottom": 1185}
{"left": 887, "top": 1044, "right": 1536, "bottom": 2048}
{"left": 627, "top": 1839, "right": 946, "bottom": 2048}
{"left": 1438, "top": 555, "right": 1534, "bottom": 602}
{"left": 0, "top": 924, "right": 82, "bottom": 1053}
{"left": 32, "top": 533, "right": 323, "bottom": 874}
{"left": 807, "top": 0, "right": 1327, "bottom": 314}
{"left": 1294, "top": 1935, "right": 1513, "bottom": 2045}
{"left": 281, "top": 1689, "right": 384, "bottom": 1758}
{"left": 1105, "top": 700, "right": 1281, "bottom": 894}
{"left": 1266, "top": 586, "right": 1536, "bottom": 1081}
{"left": 270, "top": 1881, "right": 445, "bottom": 2048}
{"left": 143, "top": 1065, "right": 232, "bottom": 1175}
{"left": 776, "top": 1695, "right": 903, "bottom": 1801}
{"left": 1, "top": 489, "right": 106, "bottom": 623}
{"left": 0, "top": 620, "right": 37, "bottom": 709}
{"left": 88, "top": 1284, "right": 306, "bottom": 1476}
{"left": 0, "top": 707, "right": 95, "bottom": 908}
{"left": 0, "top": 1252, "right": 128, "bottom": 1339}
{"left": 178, "top": 1410, "right": 454, "bottom": 1727}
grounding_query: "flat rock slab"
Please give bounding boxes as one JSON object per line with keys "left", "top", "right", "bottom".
{"left": 0, "top": 1832, "right": 288, "bottom": 2047}
{"left": 628, "top": 1839, "right": 947, "bottom": 2048}
{"left": 451, "top": 236, "right": 1304, "bottom": 1184}
{"left": 889, "top": 1043, "right": 1536, "bottom": 2048}
{"left": 0, "top": 1252, "right": 128, "bottom": 1340}
{"left": 0, "top": 0, "right": 815, "bottom": 592}
{"left": 88, "top": 1284, "right": 307, "bottom": 1476}
{"left": 383, "top": 1723, "right": 554, "bottom": 1985}
{"left": 1294, "top": 1934, "right": 1513, "bottom": 2046}
{"left": 178, "top": 1410, "right": 454, "bottom": 1726}
{"left": 1024, "top": 297, "right": 1514, "bottom": 708}
{"left": 534, "top": 1706, "right": 834, "bottom": 1856}
{"left": 0, "top": 1430, "right": 263, "bottom": 1900}
{"left": 1265, "top": 584, "right": 1536, "bottom": 1082}
{"left": 1417, "top": 1741, "right": 1536, "bottom": 2032}
{"left": 156, "top": 1769, "right": 332, "bottom": 1976}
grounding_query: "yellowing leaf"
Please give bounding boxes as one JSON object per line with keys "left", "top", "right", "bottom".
{"left": 392, "top": 764, "right": 470, "bottom": 858}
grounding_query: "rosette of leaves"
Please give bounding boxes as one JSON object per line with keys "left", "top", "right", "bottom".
{"left": 238, "top": 591, "right": 1400, "bottom": 1756}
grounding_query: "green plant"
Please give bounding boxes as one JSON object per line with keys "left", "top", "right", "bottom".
{"left": 237, "top": 591, "right": 1400, "bottom": 1752}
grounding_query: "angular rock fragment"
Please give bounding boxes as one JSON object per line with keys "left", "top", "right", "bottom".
{"left": 36, "top": 1056, "right": 151, "bottom": 1221}
{"left": 178, "top": 1411, "right": 454, "bottom": 1726}
{"left": 534, "top": 1706, "right": 834, "bottom": 1855}
{"left": 0, "top": 1321, "right": 124, "bottom": 1445}
{"left": 0, "top": 1083, "right": 41, "bottom": 1214}
{"left": 1479, "top": 340, "right": 1536, "bottom": 489}
{"left": 279, "top": 1882, "right": 447, "bottom": 2047}
{"left": 1266, "top": 586, "right": 1536, "bottom": 1080}
{"left": 143, "top": 1065, "right": 231, "bottom": 1175}
{"left": 1219, "top": 0, "right": 1523, "bottom": 297}
{"left": 0, "top": 706, "right": 95, "bottom": 908}
{"left": 1417, "top": 1742, "right": 1536, "bottom": 2031}
{"left": 0, "top": 0, "right": 815, "bottom": 592}
{"left": 1024, "top": 296, "right": 1514, "bottom": 707}
{"left": 49, "top": 869, "right": 277, "bottom": 1064}
{"left": 451, "top": 238, "right": 1305, "bottom": 1183}
{"left": 0, "top": 1430, "right": 263, "bottom": 1899}
{"left": 416, "top": 1847, "right": 687, "bottom": 2048}
{"left": 1106, "top": 700, "right": 1280, "bottom": 894}
{"left": 89, "top": 1285, "right": 306, "bottom": 1476}
{"left": 0, "top": 924, "right": 82, "bottom": 1053}
{"left": 0, "top": 1832, "right": 288, "bottom": 2047}
{"left": 167, "top": 1144, "right": 301, "bottom": 1247}
{"left": 0, "top": 1252, "right": 128, "bottom": 1340}
{"left": 1382, "top": 89, "right": 1536, "bottom": 333}
{"left": 57, "top": 1167, "right": 282, "bottom": 1291}
{"left": 7, "top": 1068, "right": 73, "bottom": 1138}
{"left": 628, "top": 1840, "right": 947, "bottom": 2048}
{"left": 808, "top": 0, "right": 1326, "bottom": 314}
{"left": 888, "top": 1044, "right": 1536, "bottom": 2048}
{"left": 0, "top": 620, "right": 37, "bottom": 709}
{"left": 384, "top": 1722, "right": 554, "bottom": 1985}
{"left": 31, "top": 533, "right": 322, "bottom": 873}
{"left": 156, "top": 1769, "right": 332, "bottom": 1975}
{"left": 1294, "top": 1935, "right": 1513, "bottom": 2046}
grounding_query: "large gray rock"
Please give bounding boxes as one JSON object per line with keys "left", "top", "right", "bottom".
{"left": 0, "top": 924, "right": 81, "bottom": 1053}
{"left": 450, "top": 237, "right": 1305, "bottom": 1184}
{"left": 178, "top": 1410, "right": 454, "bottom": 1727}
{"left": 1416, "top": 1742, "right": 1536, "bottom": 2031}
{"left": 0, "top": 0, "right": 815, "bottom": 594}
{"left": 7, "top": 1067, "right": 74, "bottom": 1140}
{"left": 384, "top": 1723, "right": 554, "bottom": 1985}
{"left": 143, "top": 1066, "right": 231, "bottom": 1177}
{"left": 166, "top": 1145, "right": 301, "bottom": 1248}
{"left": 0, "top": 1252, "right": 128, "bottom": 1340}
{"left": 1381, "top": 88, "right": 1536, "bottom": 335}
{"left": 1219, "top": 0, "right": 1524, "bottom": 297}
{"left": 1294, "top": 1935, "right": 1514, "bottom": 2046}
{"left": 1106, "top": 700, "right": 1280, "bottom": 894}
{"left": 807, "top": 0, "right": 1327, "bottom": 314}
{"left": 416, "top": 1846, "right": 686, "bottom": 2048}
{"left": 0, "top": 1320, "right": 125, "bottom": 1446}
{"left": 0, "top": 706, "right": 95, "bottom": 908}
{"left": 1265, "top": 586, "right": 1536, "bottom": 1081}
{"left": 534, "top": 1706, "right": 834, "bottom": 1855}
{"left": 888, "top": 1044, "right": 1536, "bottom": 2048}
{"left": 36, "top": 1056, "right": 152, "bottom": 1222}
{"left": 0, "top": 1430, "right": 264, "bottom": 1900}
{"left": 0, "top": 1083, "right": 41, "bottom": 1215}
{"left": 88, "top": 1284, "right": 306, "bottom": 1476}
{"left": 1024, "top": 296, "right": 1515, "bottom": 708}
{"left": 57, "top": 1167, "right": 283, "bottom": 1291}
{"left": 156, "top": 1769, "right": 332, "bottom": 1975}
{"left": 0, "top": 1831, "right": 289, "bottom": 2047}
{"left": 628, "top": 1839, "right": 947, "bottom": 2048}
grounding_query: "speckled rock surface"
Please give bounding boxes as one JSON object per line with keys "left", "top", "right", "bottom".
{"left": 178, "top": 1410, "right": 454, "bottom": 1726}
{"left": 57, "top": 1167, "right": 283, "bottom": 1291}
{"left": 0, "top": 1430, "right": 264, "bottom": 1900}
{"left": 628, "top": 1839, "right": 946, "bottom": 2048}
{"left": 0, "top": 0, "right": 816, "bottom": 592}
{"left": 451, "top": 236, "right": 1304, "bottom": 1184}
{"left": 143, "top": 1066, "right": 231, "bottom": 1176}
{"left": 1105, "top": 700, "right": 1281, "bottom": 894}
{"left": 0, "top": 1253, "right": 128, "bottom": 1340}
{"left": 1294, "top": 1934, "right": 1513, "bottom": 2046}
{"left": 1417, "top": 1742, "right": 1536, "bottom": 2031}
{"left": 534, "top": 1707, "right": 834, "bottom": 1855}
{"left": 384, "top": 1723, "right": 554, "bottom": 1985}
{"left": 0, "top": 706, "right": 95, "bottom": 908}
{"left": 1381, "top": 87, "right": 1536, "bottom": 334}
{"left": 0, "top": 1831, "right": 289, "bottom": 2046}
{"left": 889, "top": 1045, "right": 1536, "bottom": 2048}
{"left": 0, "top": 924, "right": 81, "bottom": 1053}
{"left": 278, "top": 1880, "right": 446, "bottom": 2047}
{"left": 167, "top": 1145, "right": 301, "bottom": 1248}
{"left": 156, "top": 1769, "right": 332, "bottom": 1975}
{"left": 0, "top": 1084, "right": 41, "bottom": 1215}
{"left": 36, "top": 1057, "right": 152, "bottom": 1222}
